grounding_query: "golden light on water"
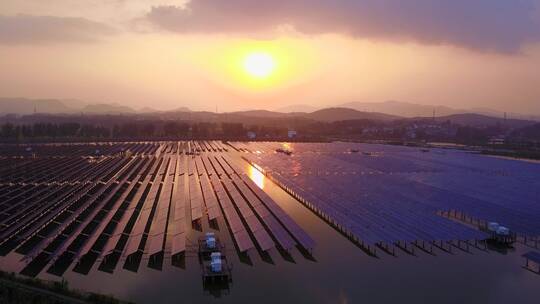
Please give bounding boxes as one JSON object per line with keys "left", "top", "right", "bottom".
{"left": 249, "top": 165, "right": 265, "bottom": 189}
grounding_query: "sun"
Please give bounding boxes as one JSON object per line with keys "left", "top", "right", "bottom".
{"left": 243, "top": 52, "right": 276, "bottom": 78}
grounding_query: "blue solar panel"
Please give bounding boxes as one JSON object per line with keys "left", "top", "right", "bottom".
{"left": 238, "top": 141, "right": 540, "bottom": 246}
{"left": 523, "top": 251, "right": 540, "bottom": 263}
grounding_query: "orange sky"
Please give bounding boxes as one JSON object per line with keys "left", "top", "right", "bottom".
{"left": 1, "top": 0, "right": 540, "bottom": 113}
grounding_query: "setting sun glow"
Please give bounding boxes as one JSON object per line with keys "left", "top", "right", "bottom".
{"left": 193, "top": 39, "right": 320, "bottom": 99}
{"left": 243, "top": 52, "right": 276, "bottom": 78}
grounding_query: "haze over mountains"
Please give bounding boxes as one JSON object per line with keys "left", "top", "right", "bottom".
{"left": 277, "top": 101, "right": 540, "bottom": 121}
{"left": 0, "top": 98, "right": 193, "bottom": 115}
{"left": 339, "top": 101, "right": 462, "bottom": 117}
{"left": 0, "top": 98, "right": 76, "bottom": 115}
{"left": 232, "top": 108, "right": 534, "bottom": 129}
{"left": 0, "top": 98, "right": 135, "bottom": 115}
{"left": 1, "top": 98, "right": 539, "bottom": 128}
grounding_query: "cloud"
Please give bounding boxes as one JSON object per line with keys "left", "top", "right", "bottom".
{"left": 0, "top": 14, "right": 116, "bottom": 44}
{"left": 146, "top": 0, "right": 540, "bottom": 52}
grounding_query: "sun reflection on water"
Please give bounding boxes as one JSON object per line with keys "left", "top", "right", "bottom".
{"left": 249, "top": 165, "right": 265, "bottom": 189}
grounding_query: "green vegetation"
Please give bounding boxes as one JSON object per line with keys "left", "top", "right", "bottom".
{"left": 481, "top": 149, "right": 540, "bottom": 160}
{"left": 0, "top": 270, "right": 133, "bottom": 304}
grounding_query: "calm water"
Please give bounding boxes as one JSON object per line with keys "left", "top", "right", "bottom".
{"left": 2, "top": 153, "right": 539, "bottom": 303}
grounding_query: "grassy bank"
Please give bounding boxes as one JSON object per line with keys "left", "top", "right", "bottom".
{"left": 0, "top": 270, "right": 133, "bottom": 304}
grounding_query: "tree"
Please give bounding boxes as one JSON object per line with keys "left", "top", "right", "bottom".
{"left": 1, "top": 123, "right": 15, "bottom": 138}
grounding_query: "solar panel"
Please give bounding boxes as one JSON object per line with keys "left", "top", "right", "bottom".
{"left": 234, "top": 230, "right": 254, "bottom": 252}
{"left": 523, "top": 251, "right": 540, "bottom": 263}
{"left": 241, "top": 142, "right": 540, "bottom": 247}
{"left": 171, "top": 233, "right": 186, "bottom": 255}
{"left": 147, "top": 233, "right": 165, "bottom": 255}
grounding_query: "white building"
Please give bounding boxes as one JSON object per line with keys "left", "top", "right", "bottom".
{"left": 287, "top": 130, "right": 297, "bottom": 139}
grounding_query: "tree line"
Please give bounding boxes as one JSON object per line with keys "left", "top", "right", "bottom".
{"left": 1, "top": 119, "right": 539, "bottom": 146}
{"left": 0, "top": 121, "right": 291, "bottom": 140}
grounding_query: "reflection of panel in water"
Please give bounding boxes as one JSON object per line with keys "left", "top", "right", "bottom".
{"left": 203, "top": 279, "right": 231, "bottom": 298}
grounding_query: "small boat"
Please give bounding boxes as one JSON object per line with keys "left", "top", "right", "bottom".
{"left": 276, "top": 148, "right": 293, "bottom": 155}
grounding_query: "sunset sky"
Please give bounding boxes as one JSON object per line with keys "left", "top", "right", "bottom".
{"left": 1, "top": 0, "right": 540, "bottom": 113}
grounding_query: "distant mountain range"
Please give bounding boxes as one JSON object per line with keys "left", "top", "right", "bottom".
{"left": 274, "top": 104, "right": 319, "bottom": 113}
{"left": 339, "top": 101, "right": 462, "bottom": 117}
{"left": 277, "top": 101, "right": 540, "bottom": 121}
{"left": 236, "top": 107, "right": 398, "bottom": 121}
{"left": 302, "top": 107, "right": 398, "bottom": 122}
{"left": 0, "top": 98, "right": 76, "bottom": 114}
{"left": 0, "top": 98, "right": 191, "bottom": 115}
{"left": 1, "top": 98, "right": 538, "bottom": 129}
{"left": 231, "top": 107, "right": 534, "bottom": 128}
{"left": 81, "top": 103, "right": 136, "bottom": 114}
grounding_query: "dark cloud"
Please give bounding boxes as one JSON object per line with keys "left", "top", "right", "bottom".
{"left": 146, "top": 0, "right": 540, "bottom": 52}
{"left": 0, "top": 14, "right": 116, "bottom": 44}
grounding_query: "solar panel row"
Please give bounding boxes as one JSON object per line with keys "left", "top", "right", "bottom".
{"left": 1, "top": 141, "right": 314, "bottom": 277}
{"left": 234, "top": 141, "right": 540, "bottom": 250}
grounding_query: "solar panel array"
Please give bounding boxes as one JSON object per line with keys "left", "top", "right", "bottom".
{"left": 0, "top": 142, "right": 159, "bottom": 157}
{"left": 523, "top": 251, "right": 540, "bottom": 264}
{"left": 0, "top": 141, "right": 313, "bottom": 278}
{"left": 235, "top": 141, "right": 540, "bottom": 253}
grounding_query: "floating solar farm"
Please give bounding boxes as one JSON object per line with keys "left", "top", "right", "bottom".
{"left": 234, "top": 142, "right": 540, "bottom": 255}
{"left": 0, "top": 141, "right": 314, "bottom": 279}
{"left": 2, "top": 139, "right": 540, "bottom": 298}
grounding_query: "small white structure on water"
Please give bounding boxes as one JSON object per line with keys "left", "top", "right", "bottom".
{"left": 487, "top": 222, "right": 499, "bottom": 232}
{"left": 496, "top": 226, "right": 510, "bottom": 236}
{"left": 205, "top": 232, "right": 216, "bottom": 249}
{"left": 288, "top": 130, "right": 297, "bottom": 139}
{"left": 210, "top": 252, "right": 222, "bottom": 273}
